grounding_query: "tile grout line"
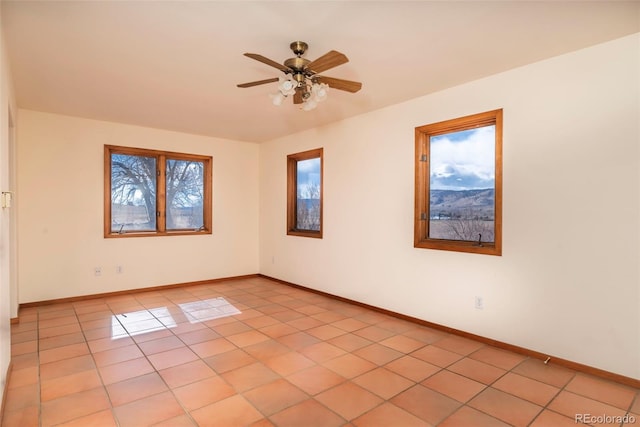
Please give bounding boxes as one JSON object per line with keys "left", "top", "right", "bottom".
{"left": 7, "top": 278, "right": 640, "bottom": 427}
{"left": 110, "top": 293, "right": 187, "bottom": 426}
{"left": 231, "top": 285, "right": 346, "bottom": 424}
{"left": 72, "top": 301, "right": 120, "bottom": 427}
{"left": 131, "top": 289, "right": 215, "bottom": 426}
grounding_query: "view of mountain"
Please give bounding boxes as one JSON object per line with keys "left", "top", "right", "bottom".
{"left": 429, "top": 189, "right": 494, "bottom": 219}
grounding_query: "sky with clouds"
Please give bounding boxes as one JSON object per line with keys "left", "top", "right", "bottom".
{"left": 430, "top": 125, "right": 495, "bottom": 191}
{"left": 297, "top": 158, "right": 321, "bottom": 199}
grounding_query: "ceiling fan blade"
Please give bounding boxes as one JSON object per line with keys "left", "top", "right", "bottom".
{"left": 306, "top": 50, "right": 349, "bottom": 74}
{"left": 244, "top": 53, "right": 290, "bottom": 72}
{"left": 293, "top": 89, "right": 303, "bottom": 104}
{"left": 237, "top": 77, "right": 279, "bottom": 88}
{"left": 316, "top": 76, "right": 362, "bottom": 93}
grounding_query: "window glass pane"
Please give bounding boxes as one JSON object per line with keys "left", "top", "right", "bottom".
{"left": 429, "top": 125, "right": 496, "bottom": 243}
{"left": 296, "top": 157, "right": 321, "bottom": 231}
{"left": 111, "top": 153, "right": 157, "bottom": 232}
{"left": 166, "top": 159, "right": 205, "bottom": 230}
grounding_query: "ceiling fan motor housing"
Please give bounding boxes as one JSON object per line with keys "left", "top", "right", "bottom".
{"left": 284, "top": 57, "right": 310, "bottom": 73}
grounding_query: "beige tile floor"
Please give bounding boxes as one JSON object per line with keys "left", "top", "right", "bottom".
{"left": 1, "top": 276, "right": 639, "bottom": 426}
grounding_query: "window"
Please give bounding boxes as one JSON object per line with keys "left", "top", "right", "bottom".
{"left": 104, "top": 145, "right": 212, "bottom": 237}
{"left": 414, "top": 109, "right": 502, "bottom": 255}
{"left": 287, "top": 148, "right": 323, "bottom": 238}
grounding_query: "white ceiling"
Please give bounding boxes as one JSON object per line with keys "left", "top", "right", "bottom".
{"left": 2, "top": 1, "right": 639, "bottom": 143}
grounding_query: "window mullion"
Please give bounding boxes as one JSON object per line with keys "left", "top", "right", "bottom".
{"left": 157, "top": 155, "right": 166, "bottom": 233}
{"left": 105, "top": 145, "right": 212, "bottom": 238}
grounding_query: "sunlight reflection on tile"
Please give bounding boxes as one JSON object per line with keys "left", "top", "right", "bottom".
{"left": 110, "top": 323, "right": 128, "bottom": 339}
{"left": 180, "top": 297, "right": 241, "bottom": 323}
{"left": 110, "top": 299, "right": 240, "bottom": 339}
{"left": 148, "top": 307, "right": 179, "bottom": 318}
{"left": 112, "top": 309, "right": 176, "bottom": 339}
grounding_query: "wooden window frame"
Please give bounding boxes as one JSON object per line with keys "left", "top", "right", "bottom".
{"left": 414, "top": 109, "right": 502, "bottom": 255}
{"left": 104, "top": 145, "right": 212, "bottom": 238}
{"left": 287, "top": 148, "right": 323, "bottom": 238}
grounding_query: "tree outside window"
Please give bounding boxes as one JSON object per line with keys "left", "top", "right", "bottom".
{"left": 105, "top": 145, "right": 212, "bottom": 237}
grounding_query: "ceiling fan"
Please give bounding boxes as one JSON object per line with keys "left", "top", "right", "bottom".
{"left": 237, "top": 41, "right": 362, "bottom": 110}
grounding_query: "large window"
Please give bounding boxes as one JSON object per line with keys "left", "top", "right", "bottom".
{"left": 105, "top": 145, "right": 212, "bottom": 237}
{"left": 414, "top": 109, "right": 502, "bottom": 255}
{"left": 287, "top": 148, "right": 323, "bottom": 238}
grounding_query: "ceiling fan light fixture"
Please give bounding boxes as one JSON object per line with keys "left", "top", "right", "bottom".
{"left": 311, "top": 82, "right": 328, "bottom": 102}
{"left": 237, "top": 41, "right": 362, "bottom": 111}
{"left": 301, "top": 98, "right": 318, "bottom": 111}
{"left": 270, "top": 91, "right": 285, "bottom": 106}
{"left": 277, "top": 77, "right": 298, "bottom": 96}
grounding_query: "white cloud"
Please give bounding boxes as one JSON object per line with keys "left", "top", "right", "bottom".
{"left": 430, "top": 126, "right": 495, "bottom": 190}
{"left": 297, "top": 158, "right": 320, "bottom": 173}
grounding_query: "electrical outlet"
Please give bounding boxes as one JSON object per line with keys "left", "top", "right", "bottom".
{"left": 94, "top": 267, "right": 102, "bottom": 276}
{"left": 474, "top": 296, "right": 484, "bottom": 310}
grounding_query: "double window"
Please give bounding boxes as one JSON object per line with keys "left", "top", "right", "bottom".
{"left": 287, "top": 148, "right": 323, "bottom": 238}
{"left": 104, "top": 145, "right": 212, "bottom": 237}
{"left": 414, "top": 109, "right": 503, "bottom": 255}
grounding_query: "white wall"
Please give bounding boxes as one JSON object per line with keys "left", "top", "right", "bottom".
{"left": 0, "top": 5, "right": 17, "bottom": 408}
{"left": 11, "top": 32, "right": 639, "bottom": 381}
{"left": 17, "top": 110, "right": 259, "bottom": 302}
{"left": 259, "top": 34, "right": 640, "bottom": 379}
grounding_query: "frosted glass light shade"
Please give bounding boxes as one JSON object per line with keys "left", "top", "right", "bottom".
{"left": 270, "top": 92, "right": 284, "bottom": 106}
{"left": 302, "top": 99, "right": 318, "bottom": 111}
{"left": 278, "top": 77, "right": 298, "bottom": 96}
{"left": 312, "top": 83, "right": 328, "bottom": 102}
